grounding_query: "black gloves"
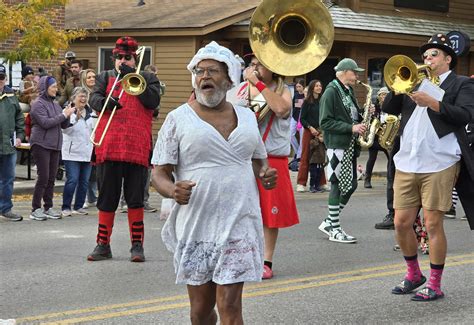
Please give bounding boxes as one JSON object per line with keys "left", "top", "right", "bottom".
{"left": 105, "top": 96, "right": 123, "bottom": 111}
{"left": 119, "top": 63, "right": 135, "bottom": 76}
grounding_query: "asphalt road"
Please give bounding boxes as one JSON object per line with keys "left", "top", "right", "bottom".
{"left": 1, "top": 178, "right": 473, "bottom": 324}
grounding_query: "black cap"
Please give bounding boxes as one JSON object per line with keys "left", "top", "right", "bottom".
{"left": 22, "top": 66, "right": 34, "bottom": 78}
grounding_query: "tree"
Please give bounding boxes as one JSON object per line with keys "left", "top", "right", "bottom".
{"left": 0, "top": 0, "right": 109, "bottom": 62}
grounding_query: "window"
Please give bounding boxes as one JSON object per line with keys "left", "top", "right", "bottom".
{"left": 367, "top": 57, "right": 388, "bottom": 101}
{"left": 394, "top": 0, "right": 449, "bottom": 13}
{"left": 98, "top": 46, "right": 152, "bottom": 72}
{"left": 0, "top": 59, "right": 22, "bottom": 89}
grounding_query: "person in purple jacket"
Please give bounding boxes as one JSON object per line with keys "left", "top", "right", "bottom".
{"left": 29, "top": 76, "right": 75, "bottom": 221}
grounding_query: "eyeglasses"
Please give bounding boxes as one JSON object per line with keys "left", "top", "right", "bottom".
{"left": 423, "top": 49, "right": 440, "bottom": 59}
{"left": 0, "top": 75, "right": 5, "bottom": 81}
{"left": 192, "top": 67, "right": 222, "bottom": 77}
{"left": 114, "top": 54, "right": 133, "bottom": 61}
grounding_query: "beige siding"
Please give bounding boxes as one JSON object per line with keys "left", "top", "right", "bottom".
{"left": 359, "top": 0, "right": 474, "bottom": 23}
{"left": 153, "top": 37, "right": 198, "bottom": 140}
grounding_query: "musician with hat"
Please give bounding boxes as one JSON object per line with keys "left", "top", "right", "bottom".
{"left": 317, "top": 58, "right": 368, "bottom": 245}
{"left": 87, "top": 36, "right": 161, "bottom": 262}
{"left": 384, "top": 33, "right": 474, "bottom": 301}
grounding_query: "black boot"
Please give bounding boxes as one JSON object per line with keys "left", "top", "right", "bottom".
{"left": 364, "top": 173, "right": 372, "bottom": 188}
{"left": 375, "top": 212, "right": 395, "bottom": 230}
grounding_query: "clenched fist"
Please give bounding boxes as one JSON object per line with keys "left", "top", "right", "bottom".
{"left": 173, "top": 180, "right": 196, "bottom": 205}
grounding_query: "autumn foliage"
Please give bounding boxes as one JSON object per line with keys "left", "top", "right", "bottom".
{"left": 0, "top": 0, "right": 108, "bottom": 61}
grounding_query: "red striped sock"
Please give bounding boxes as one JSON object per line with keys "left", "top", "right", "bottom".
{"left": 128, "top": 208, "right": 144, "bottom": 244}
{"left": 97, "top": 210, "right": 115, "bottom": 245}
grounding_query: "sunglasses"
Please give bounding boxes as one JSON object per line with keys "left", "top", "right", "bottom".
{"left": 0, "top": 75, "right": 6, "bottom": 81}
{"left": 114, "top": 54, "right": 133, "bottom": 61}
{"left": 423, "top": 49, "right": 440, "bottom": 59}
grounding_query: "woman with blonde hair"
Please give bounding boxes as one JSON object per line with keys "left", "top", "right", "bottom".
{"left": 79, "top": 68, "right": 98, "bottom": 208}
{"left": 80, "top": 69, "right": 96, "bottom": 95}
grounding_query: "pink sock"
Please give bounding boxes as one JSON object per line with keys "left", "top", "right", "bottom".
{"left": 404, "top": 255, "right": 422, "bottom": 282}
{"left": 427, "top": 264, "right": 444, "bottom": 294}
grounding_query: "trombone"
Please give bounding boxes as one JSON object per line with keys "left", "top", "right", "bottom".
{"left": 90, "top": 46, "right": 147, "bottom": 147}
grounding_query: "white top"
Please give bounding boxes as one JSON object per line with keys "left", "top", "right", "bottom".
{"left": 394, "top": 71, "right": 461, "bottom": 173}
{"left": 61, "top": 112, "right": 94, "bottom": 162}
{"left": 228, "top": 81, "right": 291, "bottom": 156}
{"left": 151, "top": 103, "right": 267, "bottom": 285}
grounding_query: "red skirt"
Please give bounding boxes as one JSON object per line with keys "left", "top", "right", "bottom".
{"left": 257, "top": 156, "right": 299, "bottom": 228}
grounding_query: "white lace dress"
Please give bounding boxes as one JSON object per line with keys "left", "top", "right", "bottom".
{"left": 151, "top": 103, "right": 267, "bottom": 285}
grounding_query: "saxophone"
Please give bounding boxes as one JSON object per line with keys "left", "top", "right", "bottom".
{"left": 357, "top": 81, "right": 380, "bottom": 148}
{"left": 377, "top": 114, "right": 400, "bottom": 151}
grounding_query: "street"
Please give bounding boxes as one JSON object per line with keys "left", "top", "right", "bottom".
{"left": 1, "top": 178, "right": 473, "bottom": 324}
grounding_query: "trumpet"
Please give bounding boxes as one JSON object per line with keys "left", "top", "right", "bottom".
{"left": 383, "top": 55, "right": 432, "bottom": 94}
{"left": 90, "top": 46, "right": 147, "bottom": 147}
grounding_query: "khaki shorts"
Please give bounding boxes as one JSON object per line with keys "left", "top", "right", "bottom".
{"left": 394, "top": 162, "right": 460, "bottom": 212}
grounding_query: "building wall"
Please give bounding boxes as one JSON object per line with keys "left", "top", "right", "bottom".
{"left": 350, "top": 0, "right": 473, "bottom": 23}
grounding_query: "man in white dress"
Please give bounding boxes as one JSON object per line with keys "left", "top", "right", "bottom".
{"left": 151, "top": 41, "right": 277, "bottom": 324}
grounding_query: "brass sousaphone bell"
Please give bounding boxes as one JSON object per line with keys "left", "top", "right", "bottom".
{"left": 247, "top": 0, "right": 334, "bottom": 121}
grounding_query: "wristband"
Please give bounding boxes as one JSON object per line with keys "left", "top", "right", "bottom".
{"left": 255, "top": 81, "right": 267, "bottom": 93}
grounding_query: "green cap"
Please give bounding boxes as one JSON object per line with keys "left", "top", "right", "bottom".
{"left": 334, "top": 58, "right": 364, "bottom": 72}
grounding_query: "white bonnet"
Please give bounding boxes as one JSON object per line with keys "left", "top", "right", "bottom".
{"left": 187, "top": 41, "right": 241, "bottom": 88}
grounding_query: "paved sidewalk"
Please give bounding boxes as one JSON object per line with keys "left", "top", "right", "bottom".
{"left": 13, "top": 149, "right": 388, "bottom": 195}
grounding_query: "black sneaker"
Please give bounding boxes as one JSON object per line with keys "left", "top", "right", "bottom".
{"left": 130, "top": 242, "right": 145, "bottom": 262}
{"left": 87, "top": 243, "right": 112, "bottom": 261}
{"left": 375, "top": 213, "right": 395, "bottom": 230}
{"left": 444, "top": 205, "right": 456, "bottom": 219}
{"left": 1, "top": 211, "right": 23, "bottom": 222}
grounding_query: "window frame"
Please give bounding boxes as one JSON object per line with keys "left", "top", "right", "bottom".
{"left": 97, "top": 45, "right": 153, "bottom": 73}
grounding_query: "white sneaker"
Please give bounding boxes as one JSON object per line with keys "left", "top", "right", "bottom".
{"left": 296, "top": 184, "right": 306, "bottom": 192}
{"left": 44, "top": 208, "right": 62, "bottom": 219}
{"left": 329, "top": 228, "right": 357, "bottom": 244}
{"left": 72, "top": 208, "right": 88, "bottom": 215}
{"left": 340, "top": 228, "right": 357, "bottom": 241}
{"left": 30, "top": 208, "right": 47, "bottom": 221}
{"left": 318, "top": 218, "right": 332, "bottom": 236}
{"left": 83, "top": 201, "right": 96, "bottom": 209}
{"left": 62, "top": 209, "right": 72, "bottom": 217}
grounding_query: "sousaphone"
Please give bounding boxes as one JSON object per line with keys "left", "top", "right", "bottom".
{"left": 247, "top": 0, "right": 334, "bottom": 122}
{"left": 249, "top": 0, "right": 334, "bottom": 76}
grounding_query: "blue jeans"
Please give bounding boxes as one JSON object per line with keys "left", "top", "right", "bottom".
{"left": 62, "top": 160, "right": 92, "bottom": 211}
{"left": 0, "top": 153, "right": 17, "bottom": 214}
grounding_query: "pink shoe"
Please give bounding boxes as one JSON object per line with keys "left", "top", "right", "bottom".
{"left": 262, "top": 265, "right": 273, "bottom": 280}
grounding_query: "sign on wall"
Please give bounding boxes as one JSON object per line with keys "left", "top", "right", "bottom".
{"left": 447, "top": 31, "right": 471, "bottom": 57}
